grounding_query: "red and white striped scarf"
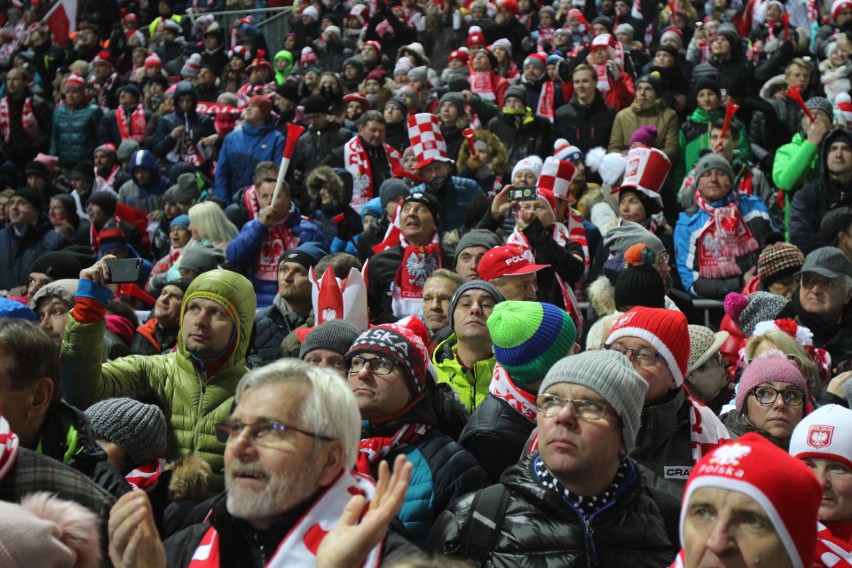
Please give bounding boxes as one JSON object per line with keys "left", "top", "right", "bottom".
{"left": 116, "top": 103, "right": 147, "bottom": 143}
{"left": 355, "top": 422, "right": 430, "bottom": 476}
{"left": 470, "top": 71, "right": 497, "bottom": 101}
{"left": 188, "top": 470, "right": 381, "bottom": 568}
{"left": 242, "top": 184, "right": 260, "bottom": 221}
{"left": 0, "top": 413, "right": 20, "bottom": 481}
{"left": 687, "top": 396, "right": 730, "bottom": 462}
{"left": 125, "top": 458, "right": 166, "bottom": 492}
{"left": 343, "top": 136, "right": 401, "bottom": 214}
{"left": 536, "top": 81, "right": 555, "bottom": 123}
{"left": 391, "top": 231, "right": 441, "bottom": 320}
{"left": 815, "top": 522, "right": 852, "bottom": 567}
{"left": 0, "top": 95, "right": 40, "bottom": 143}
{"left": 694, "top": 193, "right": 758, "bottom": 279}
{"left": 95, "top": 165, "right": 121, "bottom": 193}
{"left": 91, "top": 73, "right": 118, "bottom": 107}
{"left": 489, "top": 363, "right": 538, "bottom": 423}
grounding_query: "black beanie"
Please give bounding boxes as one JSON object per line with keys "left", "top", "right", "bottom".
{"left": 613, "top": 244, "right": 666, "bottom": 310}
{"left": 87, "top": 191, "right": 117, "bottom": 218}
{"left": 12, "top": 187, "right": 45, "bottom": 214}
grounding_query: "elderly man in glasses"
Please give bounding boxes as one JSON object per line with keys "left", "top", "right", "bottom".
{"left": 344, "top": 317, "right": 488, "bottom": 545}
{"left": 107, "top": 359, "right": 424, "bottom": 567}
{"left": 794, "top": 247, "right": 852, "bottom": 374}
{"left": 427, "top": 350, "right": 680, "bottom": 566}
{"left": 605, "top": 307, "right": 730, "bottom": 497}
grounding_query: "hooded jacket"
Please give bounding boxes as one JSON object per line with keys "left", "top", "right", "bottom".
{"left": 432, "top": 334, "right": 496, "bottom": 414}
{"left": 60, "top": 270, "right": 256, "bottom": 493}
{"left": 213, "top": 120, "right": 286, "bottom": 203}
{"left": 118, "top": 149, "right": 170, "bottom": 212}
{"left": 153, "top": 82, "right": 215, "bottom": 167}
{"left": 790, "top": 129, "right": 852, "bottom": 254}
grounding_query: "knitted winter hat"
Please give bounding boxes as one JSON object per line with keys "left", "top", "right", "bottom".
{"left": 553, "top": 139, "right": 583, "bottom": 163}
{"left": 467, "top": 26, "right": 486, "bottom": 48}
{"left": 449, "top": 279, "right": 505, "bottom": 332}
{"left": 523, "top": 53, "right": 546, "bottom": 72}
{"left": 377, "top": 179, "right": 408, "bottom": 211}
{"left": 660, "top": 27, "right": 684, "bottom": 47}
{"left": 439, "top": 91, "right": 466, "bottom": 114}
{"left": 540, "top": 350, "right": 648, "bottom": 454}
{"left": 454, "top": 229, "right": 503, "bottom": 266}
{"left": 687, "top": 325, "right": 729, "bottom": 374}
{"left": 735, "top": 355, "right": 808, "bottom": 412}
{"left": 614, "top": 243, "right": 666, "bottom": 310}
{"left": 629, "top": 125, "right": 658, "bottom": 147}
{"left": 11, "top": 187, "right": 44, "bottom": 214}
{"left": 833, "top": 0, "right": 852, "bottom": 20}
{"left": 86, "top": 398, "right": 166, "bottom": 466}
{"left": 169, "top": 214, "right": 190, "bottom": 229}
{"left": 393, "top": 56, "right": 414, "bottom": 77}
{"left": 806, "top": 96, "right": 834, "bottom": 120}
{"left": 790, "top": 404, "right": 852, "bottom": 468}
{"left": 179, "top": 245, "right": 223, "bottom": 275}
{"left": 511, "top": 155, "right": 543, "bottom": 182}
{"left": 607, "top": 307, "right": 690, "bottom": 385}
{"left": 504, "top": 85, "right": 527, "bottom": 104}
{"left": 0, "top": 493, "right": 100, "bottom": 568}
{"left": 715, "top": 22, "right": 739, "bottom": 45}
{"left": 694, "top": 77, "right": 721, "bottom": 98}
{"left": 117, "top": 140, "right": 141, "bottom": 162}
{"left": 408, "top": 66, "right": 429, "bottom": 87}
{"left": 723, "top": 291, "right": 794, "bottom": 337}
{"left": 144, "top": 54, "right": 162, "bottom": 69}
{"left": 694, "top": 152, "right": 734, "bottom": 184}
{"left": 680, "top": 433, "right": 821, "bottom": 568}
{"left": 757, "top": 243, "right": 805, "bottom": 287}
{"left": 636, "top": 74, "right": 662, "bottom": 96}
{"left": 402, "top": 191, "right": 441, "bottom": 222}
{"left": 87, "top": 191, "right": 117, "bottom": 217}
{"left": 299, "top": 319, "right": 361, "bottom": 359}
{"left": 487, "top": 301, "right": 577, "bottom": 384}
{"left": 493, "top": 38, "right": 513, "bottom": 57}
{"left": 30, "top": 250, "right": 94, "bottom": 281}
{"left": 615, "top": 23, "right": 634, "bottom": 40}
{"left": 181, "top": 53, "right": 201, "bottom": 79}
{"left": 278, "top": 241, "right": 327, "bottom": 271}
{"left": 30, "top": 279, "right": 77, "bottom": 310}
{"left": 345, "top": 316, "right": 431, "bottom": 395}
{"left": 603, "top": 221, "right": 667, "bottom": 257}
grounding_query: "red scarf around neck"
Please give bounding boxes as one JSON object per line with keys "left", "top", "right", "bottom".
{"left": 0, "top": 95, "right": 39, "bottom": 143}
{"left": 391, "top": 232, "right": 441, "bottom": 320}
{"left": 0, "top": 413, "right": 20, "bottom": 481}
{"left": 116, "top": 103, "right": 148, "bottom": 143}
{"left": 694, "top": 193, "right": 758, "bottom": 279}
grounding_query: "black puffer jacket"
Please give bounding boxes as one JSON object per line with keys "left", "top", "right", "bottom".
{"left": 459, "top": 393, "right": 537, "bottom": 484}
{"left": 249, "top": 299, "right": 309, "bottom": 366}
{"left": 552, "top": 91, "right": 617, "bottom": 154}
{"left": 427, "top": 454, "right": 681, "bottom": 568}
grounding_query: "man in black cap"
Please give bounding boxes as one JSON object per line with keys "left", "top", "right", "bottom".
{"left": 24, "top": 161, "right": 58, "bottom": 198}
{"left": 823, "top": 207, "right": 852, "bottom": 262}
{"left": 273, "top": 81, "right": 299, "bottom": 127}
{"left": 291, "top": 95, "right": 349, "bottom": 199}
{"left": 383, "top": 96, "right": 410, "bottom": 152}
{"left": 97, "top": 84, "right": 152, "bottom": 149}
{"left": 366, "top": 191, "right": 449, "bottom": 323}
{"left": 26, "top": 248, "right": 96, "bottom": 302}
{"left": 795, "top": 247, "right": 852, "bottom": 373}
{"left": 69, "top": 163, "right": 96, "bottom": 218}
{"left": 131, "top": 278, "right": 191, "bottom": 356}
{"left": 250, "top": 242, "right": 329, "bottom": 366}
{"left": 0, "top": 187, "right": 67, "bottom": 295}
{"left": 0, "top": 66, "right": 52, "bottom": 171}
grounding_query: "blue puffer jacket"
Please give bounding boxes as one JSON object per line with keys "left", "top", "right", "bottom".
{"left": 225, "top": 203, "right": 326, "bottom": 307}
{"left": 674, "top": 192, "right": 775, "bottom": 298}
{"left": 50, "top": 102, "right": 104, "bottom": 169}
{"left": 363, "top": 403, "right": 488, "bottom": 546}
{"left": 409, "top": 177, "right": 485, "bottom": 234}
{"left": 213, "top": 122, "right": 285, "bottom": 203}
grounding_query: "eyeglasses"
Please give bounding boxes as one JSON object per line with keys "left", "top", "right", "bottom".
{"left": 801, "top": 274, "right": 838, "bottom": 290}
{"left": 606, "top": 343, "right": 665, "bottom": 368}
{"left": 347, "top": 356, "right": 396, "bottom": 376}
{"left": 214, "top": 419, "right": 333, "bottom": 447}
{"left": 535, "top": 393, "right": 611, "bottom": 420}
{"left": 749, "top": 386, "right": 805, "bottom": 407}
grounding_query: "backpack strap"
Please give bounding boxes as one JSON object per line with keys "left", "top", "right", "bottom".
{"left": 460, "top": 483, "right": 511, "bottom": 564}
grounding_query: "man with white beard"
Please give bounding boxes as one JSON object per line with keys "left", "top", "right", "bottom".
{"left": 106, "top": 359, "right": 421, "bottom": 567}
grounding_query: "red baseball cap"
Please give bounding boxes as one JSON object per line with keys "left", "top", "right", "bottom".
{"left": 478, "top": 245, "right": 550, "bottom": 281}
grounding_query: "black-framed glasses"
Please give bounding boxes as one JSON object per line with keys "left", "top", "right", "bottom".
{"left": 535, "top": 394, "right": 612, "bottom": 420}
{"left": 214, "top": 419, "right": 333, "bottom": 447}
{"left": 606, "top": 343, "right": 665, "bottom": 368}
{"left": 347, "top": 356, "right": 396, "bottom": 376}
{"left": 749, "top": 386, "right": 805, "bottom": 407}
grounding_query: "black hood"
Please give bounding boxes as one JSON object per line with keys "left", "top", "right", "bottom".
{"left": 821, "top": 129, "right": 852, "bottom": 182}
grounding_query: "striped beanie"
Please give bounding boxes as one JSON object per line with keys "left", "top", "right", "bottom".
{"left": 487, "top": 301, "right": 577, "bottom": 384}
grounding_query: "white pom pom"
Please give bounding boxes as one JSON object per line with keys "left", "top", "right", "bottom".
{"left": 584, "top": 146, "right": 607, "bottom": 172}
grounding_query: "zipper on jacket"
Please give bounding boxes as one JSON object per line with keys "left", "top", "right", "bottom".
{"left": 191, "top": 368, "right": 208, "bottom": 452}
{"left": 584, "top": 519, "right": 597, "bottom": 568}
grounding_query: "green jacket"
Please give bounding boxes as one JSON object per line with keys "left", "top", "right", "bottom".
{"left": 674, "top": 107, "right": 751, "bottom": 188}
{"left": 432, "top": 335, "right": 495, "bottom": 413}
{"left": 61, "top": 270, "right": 256, "bottom": 492}
{"left": 772, "top": 132, "right": 821, "bottom": 238}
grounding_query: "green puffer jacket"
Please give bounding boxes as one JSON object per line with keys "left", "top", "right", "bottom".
{"left": 61, "top": 270, "right": 256, "bottom": 492}
{"left": 432, "top": 335, "right": 496, "bottom": 413}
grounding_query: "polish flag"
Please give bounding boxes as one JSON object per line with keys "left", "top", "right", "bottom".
{"left": 42, "top": 0, "right": 77, "bottom": 46}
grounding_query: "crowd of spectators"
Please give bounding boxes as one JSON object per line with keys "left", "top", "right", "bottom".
{"left": 1, "top": 0, "right": 852, "bottom": 565}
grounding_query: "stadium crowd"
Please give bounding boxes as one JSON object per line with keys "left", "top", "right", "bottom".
{"left": 1, "top": 0, "right": 852, "bottom": 565}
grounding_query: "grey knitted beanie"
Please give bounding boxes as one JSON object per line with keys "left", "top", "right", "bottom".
{"left": 299, "top": 319, "right": 362, "bottom": 359}
{"left": 454, "top": 229, "right": 503, "bottom": 266}
{"left": 85, "top": 398, "right": 167, "bottom": 467}
{"left": 539, "top": 350, "right": 648, "bottom": 454}
{"left": 449, "top": 279, "right": 505, "bottom": 332}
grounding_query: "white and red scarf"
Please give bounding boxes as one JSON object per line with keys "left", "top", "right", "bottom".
{"left": 687, "top": 396, "right": 730, "bottom": 463}
{"left": 0, "top": 414, "right": 19, "bottom": 481}
{"left": 168, "top": 123, "right": 209, "bottom": 167}
{"left": 507, "top": 216, "right": 589, "bottom": 272}
{"left": 343, "top": 136, "right": 402, "bottom": 214}
{"left": 489, "top": 363, "right": 538, "bottom": 423}
{"left": 256, "top": 221, "right": 300, "bottom": 281}
{"left": 536, "top": 81, "right": 555, "bottom": 123}
{"left": 0, "top": 95, "right": 40, "bottom": 143}
{"left": 125, "top": 458, "right": 166, "bottom": 492}
{"left": 95, "top": 165, "right": 121, "bottom": 193}
{"left": 391, "top": 232, "right": 441, "bottom": 320}
{"left": 355, "top": 422, "right": 430, "bottom": 476}
{"left": 470, "top": 71, "right": 497, "bottom": 101}
{"left": 188, "top": 470, "right": 382, "bottom": 568}
{"left": 116, "top": 103, "right": 148, "bottom": 143}
{"left": 91, "top": 73, "right": 118, "bottom": 107}
{"left": 815, "top": 522, "right": 852, "bottom": 567}
{"left": 242, "top": 184, "right": 261, "bottom": 221}
{"left": 589, "top": 61, "right": 612, "bottom": 93}
{"left": 694, "top": 193, "right": 759, "bottom": 279}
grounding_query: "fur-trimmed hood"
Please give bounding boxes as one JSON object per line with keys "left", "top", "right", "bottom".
{"left": 455, "top": 128, "right": 509, "bottom": 175}
{"left": 305, "top": 165, "right": 346, "bottom": 205}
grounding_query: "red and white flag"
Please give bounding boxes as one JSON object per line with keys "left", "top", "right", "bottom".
{"left": 42, "top": 0, "right": 77, "bottom": 46}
